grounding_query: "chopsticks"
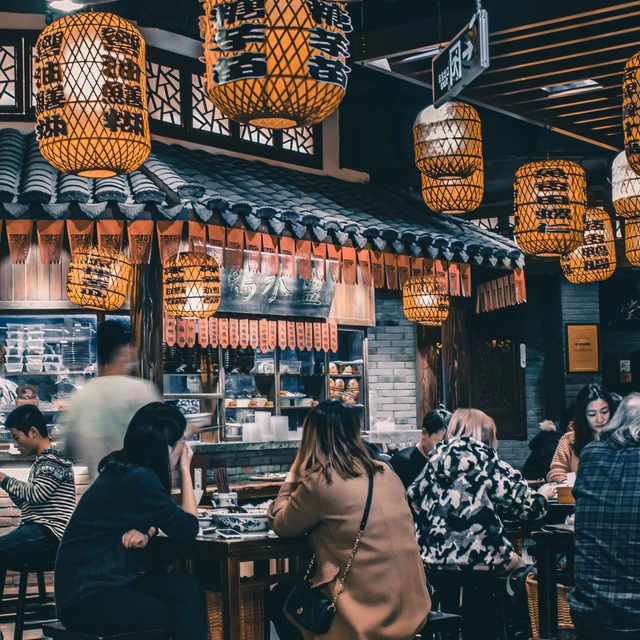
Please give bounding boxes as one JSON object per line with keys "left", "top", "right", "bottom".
{"left": 216, "top": 467, "right": 230, "bottom": 494}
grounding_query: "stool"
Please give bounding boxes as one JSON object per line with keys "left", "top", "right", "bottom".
{"left": 0, "top": 560, "right": 56, "bottom": 640}
{"left": 427, "top": 570, "right": 509, "bottom": 640}
{"left": 419, "top": 611, "right": 462, "bottom": 639}
{"left": 42, "top": 622, "right": 165, "bottom": 640}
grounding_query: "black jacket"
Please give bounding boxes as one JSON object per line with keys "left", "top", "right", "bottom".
{"left": 522, "top": 428, "right": 563, "bottom": 480}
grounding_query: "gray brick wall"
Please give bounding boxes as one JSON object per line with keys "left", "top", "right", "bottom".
{"left": 368, "top": 292, "right": 418, "bottom": 429}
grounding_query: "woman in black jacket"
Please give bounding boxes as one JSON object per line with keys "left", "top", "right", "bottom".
{"left": 55, "top": 403, "right": 207, "bottom": 640}
{"left": 522, "top": 420, "right": 563, "bottom": 480}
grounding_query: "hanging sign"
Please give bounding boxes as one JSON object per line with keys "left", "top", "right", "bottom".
{"left": 327, "top": 245, "right": 342, "bottom": 283}
{"left": 280, "top": 237, "right": 296, "bottom": 278}
{"left": 185, "top": 320, "right": 197, "bottom": 348}
{"left": 287, "top": 321, "right": 297, "bottom": 350}
{"left": 239, "top": 318, "right": 249, "bottom": 349}
{"left": 229, "top": 318, "right": 240, "bottom": 349}
{"left": 514, "top": 268, "right": 527, "bottom": 303}
{"left": 448, "top": 263, "right": 461, "bottom": 296}
{"left": 97, "top": 220, "right": 125, "bottom": 253}
{"left": 460, "top": 263, "right": 472, "bottom": 297}
{"left": 411, "top": 256, "right": 424, "bottom": 281}
{"left": 227, "top": 229, "right": 245, "bottom": 271}
{"left": 176, "top": 319, "right": 188, "bottom": 348}
{"left": 249, "top": 319, "right": 259, "bottom": 349}
{"left": 164, "top": 313, "right": 177, "bottom": 347}
{"left": 208, "top": 225, "right": 226, "bottom": 268}
{"left": 305, "top": 322, "right": 314, "bottom": 351}
{"left": 278, "top": 320, "right": 288, "bottom": 350}
{"left": 321, "top": 322, "right": 330, "bottom": 352}
{"left": 245, "top": 231, "right": 262, "bottom": 273}
{"left": 218, "top": 318, "right": 229, "bottom": 348}
{"left": 312, "top": 242, "right": 327, "bottom": 281}
{"left": 209, "top": 317, "right": 219, "bottom": 348}
{"left": 37, "top": 220, "right": 64, "bottom": 265}
{"left": 342, "top": 247, "right": 357, "bottom": 285}
{"left": 358, "top": 249, "right": 372, "bottom": 287}
{"left": 328, "top": 320, "right": 339, "bottom": 353}
{"left": 434, "top": 260, "right": 450, "bottom": 293}
{"left": 296, "top": 322, "right": 306, "bottom": 351}
{"left": 67, "top": 220, "right": 94, "bottom": 257}
{"left": 189, "top": 221, "right": 207, "bottom": 254}
{"left": 263, "top": 234, "right": 279, "bottom": 276}
{"left": 127, "top": 220, "right": 154, "bottom": 265}
{"left": 268, "top": 321, "right": 278, "bottom": 350}
{"left": 398, "top": 255, "right": 410, "bottom": 289}
{"left": 384, "top": 253, "right": 398, "bottom": 290}
{"left": 432, "top": 9, "right": 490, "bottom": 107}
{"left": 314, "top": 322, "right": 323, "bottom": 351}
{"left": 6, "top": 220, "right": 33, "bottom": 264}
{"left": 296, "top": 240, "right": 312, "bottom": 280}
{"left": 259, "top": 319, "right": 269, "bottom": 354}
{"left": 198, "top": 318, "right": 209, "bottom": 348}
{"left": 156, "top": 221, "right": 183, "bottom": 264}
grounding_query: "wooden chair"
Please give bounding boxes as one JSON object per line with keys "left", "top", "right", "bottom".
{"left": 42, "top": 622, "right": 164, "bottom": 640}
{"left": 419, "top": 611, "right": 462, "bottom": 639}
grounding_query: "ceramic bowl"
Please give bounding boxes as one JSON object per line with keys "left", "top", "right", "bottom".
{"left": 211, "top": 508, "right": 269, "bottom": 532}
{"left": 212, "top": 492, "right": 238, "bottom": 508}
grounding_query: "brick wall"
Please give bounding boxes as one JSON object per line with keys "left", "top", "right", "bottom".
{"left": 367, "top": 292, "right": 418, "bottom": 429}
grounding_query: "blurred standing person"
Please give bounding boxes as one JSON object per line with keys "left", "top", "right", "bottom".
{"left": 390, "top": 408, "right": 451, "bottom": 488}
{"left": 64, "top": 321, "right": 160, "bottom": 480}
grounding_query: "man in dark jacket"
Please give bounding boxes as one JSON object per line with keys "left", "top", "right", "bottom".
{"left": 522, "top": 420, "right": 563, "bottom": 480}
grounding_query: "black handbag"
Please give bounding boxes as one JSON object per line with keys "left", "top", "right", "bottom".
{"left": 285, "top": 474, "right": 374, "bottom": 635}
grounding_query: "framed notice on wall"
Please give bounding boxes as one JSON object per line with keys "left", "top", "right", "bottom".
{"left": 566, "top": 324, "right": 600, "bottom": 373}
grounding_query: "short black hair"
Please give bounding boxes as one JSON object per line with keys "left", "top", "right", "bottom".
{"left": 98, "top": 320, "right": 130, "bottom": 366}
{"left": 422, "top": 409, "right": 452, "bottom": 436}
{"left": 5, "top": 405, "right": 48, "bottom": 438}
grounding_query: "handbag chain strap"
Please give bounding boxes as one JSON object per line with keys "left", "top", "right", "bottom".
{"left": 303, "top": 474, "right": 375, "bottom": 612}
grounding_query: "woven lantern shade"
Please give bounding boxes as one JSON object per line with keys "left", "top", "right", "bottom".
{"left": 402, "top": 276, "right": 450, "bottom": 327}
{"left": 625, "top": 220, "right": 640, "bottom": 266}
{"left": 199, "top": 0, "right": 352, "bottom": 129}
{"left": 163, "top": 252, "right": 221, "bottom": 319}
{"left": 67, "top": 246, "right": 131, "bottom": 311}
{"left": 623, "top": 52, "right": 640, "bottom": 175}
{"left": 34, "top": 12, "right": 150, "bottom": 178}
{"left": 560, "top": 208, "right": 617, "bottom": 284}
{"left": 414, "top": 101, "right": 482, "bottom": 179}
{"left": 421, "top": 161, "right": 484, "bottom": 214}
{"left": 513, "top": 159, "right": 586, "bottom": 257}
{"left": 612, "top": 151, "right": 640, "bottom": 218}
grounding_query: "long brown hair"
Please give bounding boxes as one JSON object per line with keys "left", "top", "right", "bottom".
{"left": 297, "top": 399, "right": 382, "bottom": 483}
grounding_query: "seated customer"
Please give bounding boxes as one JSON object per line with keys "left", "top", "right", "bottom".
{"left": 547, "top": 383, "right": 614, "bottom": 483}
{"left": 522, "top": 420, "right": 563, "bottom": 480}
{"left": 391, "top": 408, "right": 451, "bottom": 488}
{"left": 408, "top": 408, "right": 553, "bottom": 571}
{"left": 55, "top": 403, "right": 206, "bottom": 640}
{"left": 0, "top": 406, "right": 75, "bottom": 567}
{"left": 569, "top": 393, "right": 640, "bottom": 639}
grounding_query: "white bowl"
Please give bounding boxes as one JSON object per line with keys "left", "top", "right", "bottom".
{"left": 211, "top": 508, "right": 269, "bottom": 533}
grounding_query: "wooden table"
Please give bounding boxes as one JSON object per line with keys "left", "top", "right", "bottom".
{"left": 148, "top": 534, "right": 309, "bottom": 640}
{"left": 531, "top": 530, "right": 575, "bottom": 639}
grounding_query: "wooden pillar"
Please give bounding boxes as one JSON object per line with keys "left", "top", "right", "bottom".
{"left": 415, "top": 324, "right": 440, "bottom": 427}
{"left": 130, "top": 235, "right": 163, "bottom": 391}
{"left": 442, "top": 296, "right": 471, "bottom": 410}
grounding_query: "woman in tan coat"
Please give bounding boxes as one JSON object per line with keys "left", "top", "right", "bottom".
{"left": 268, "top": 400, "right": 430, "bottom": 640}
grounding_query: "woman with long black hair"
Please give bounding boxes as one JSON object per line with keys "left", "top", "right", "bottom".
{"left": 55, "top": 402, "right": 207, "bottom": 640}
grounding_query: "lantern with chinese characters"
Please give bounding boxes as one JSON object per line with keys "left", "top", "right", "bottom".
{"left": 402, "top": 276, "right": 449, "bottom": 327}
{"left": 513, "top": 159, "right": 586, "bottom": 257}
{"left": 623, "top": 52, "right": 640, "bottom": 174}
{"left": 199, "top": 0, "right": 352, "bottom": 129}
{"left": 625, "top": 220, "right": 640, "bottom": 266}
{"left": 67, "top": 246, "right": 131, "bottom": 311}
{"left": 163, "top": 253, "right": 221, "bottom": 319}
{"left": 421, "top": 161, "right": 484, "bottom": 214}
{"left": 34, "top": 12, "right": 150, "bottom": 178}
{"left": 560, "top": 208, "right": 617, "bottom": 284}
{"left": 612, "top": 151, "right": 640, "bottom": 218}
{"left": 414, "top": 101, "right": 482, "bottom": 179}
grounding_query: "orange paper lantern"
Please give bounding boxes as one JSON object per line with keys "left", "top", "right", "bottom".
{"left": 402, "top": 276, "right": 449, "bottom": 327}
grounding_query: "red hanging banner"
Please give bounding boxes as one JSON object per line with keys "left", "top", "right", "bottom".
{"left": 97, "top": 220, "right": 124, "bottom": 253}
{"left": 229, "top": 318, "right": 240, "bottom": 349}
{"left": 6, "top": 220, "right": 33, "bottom": 265}
{"left": 268, "top": 321, "right": 277, "bottom": 350}
{"left": 503, "top": 275, "right": 513, "bottom": 307}
{"left": 287, "top": 321, "right": 297, "bottom": 351}
{"left": 185, "top": 320, "right": 197, "bottom": 348}
{"left": 490, "top": 280, "right": 499, "bottom": 310}
{"left": 313, "top": 322, "right": 323, "bottom": 351}
{"left": 37, "top": 220, "right": 64, "bottom": 265}
{"left": 127, "top": 221, "right": 154, "bottom": 265}
{"left": 245, "top": 231, "right": 262, "bottom": 273}
{"left": 67, "top": 220, "right": 94, "bottom": 258}
{"left": 370, "top": 251, "right": 385, "bottom": 289}
{"left": 156, "top": 221, "right": 183, "bottom": 264}
{"left": 460, "top": 263, "right": 472, "bottom": 297}
{"left": 239, "top": 319, "right": 249, "bottom": 349}
{"left": 296, "top": 322, "right": 306, "bottom": 351}
{"left": 249, "top": 320, "right": 259, "bottom": 349}
{"left": 259, "top": 319, "right": 269, "bottom": 354}
{"left": 176, "top": 319, "right": 188, "bottom": 348}
{"left": 514, "top": 269, "right": 527, "bottom": 303}
{"left": 218, "top": 318, "right": 229, "bottom": 349}
{"left": 327, "top": 245, "right": 342, "bottom": 283}
{"left": 342, "top": 247, "right": 357, "bottom": 285}
{"left": 496, "top": 278, "right": 506, "bottom": 309}
{"left": 384, "top": 253, "right": 398, "bottom": 290}
{"left": 312, "top": 242, "right": 327, "bottom": 281}
{"left": 358, "top": 249, "right": 372, "bottom": 287}
{"left": 328, "top": 320, "right": 339, "bottom": 353}
{"left": 321, "top": 323, "right": 330, "bottom": 352}
{"left": 198, "top": 318, "right": 209, "bottom": 348}
{"left": 296, "top": 240, "right": 312, "bottom": 280}
{"left": 279, "top": 237, "right": 296, "bottom": 278}
{"left": 227, "top": 229, "right": 245, "bottom": 271}
{"left": 278, "top": 320, "right": 288, "bottom": 350}
{"left": 305, "top": 322, "right": 314, "bottom": 352}
{"left": 188, "top": 221, "right": 207, "bottom": 254}
{"left": 164, "top": 313, "right": 176, "bottom": 347}
{"left": 209, "top": 318, "right": 219, "bottom": 348}
{"left": 262, "top": 234, "right": 279, "bottom": 276}
{"left": 207, "top": 225, "right": 226, "bottom": 268}
{"left": 448, "top": 263, "right": 461, "bottom": 297}
{"left": 410, "top": 256, "right": 424, "bottom": 280}
{"left": 434, "top": 260, "right": 450, "bottom": 294}
{"left": 397, "top": 255, "right": 410, "bottom": 289}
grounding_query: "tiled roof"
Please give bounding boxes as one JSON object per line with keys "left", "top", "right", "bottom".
{"left": 0, "top": 129, "right": 523, "bottom": 268}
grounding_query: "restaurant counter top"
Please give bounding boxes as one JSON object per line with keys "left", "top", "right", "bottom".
{"left": 189, "top": 440, "right": 300, "bottom": 454}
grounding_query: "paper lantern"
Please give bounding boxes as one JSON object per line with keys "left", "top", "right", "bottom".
{"left": 34, "top": 12, "right": 150, "bottom": 178}
{"left": 163, "top": 253, "right": 221, "bottom": 319}
{"left": 623, "top": 52, "right": 640, "bottom": 175}
{"left": 402, "top": 276, "right": 449, "bottom": 327}
{"left": 560, "top": 209, "right": 616, "bottom": 284}
{"left": 199, "top": 0, "right": 352, "bottom": 129}
{"left": 513, "top": 159, "right": 586, "bottom": 257}
{"left": 421, "top": 161, "right": 484, "bottom": 214}
{"left": 414, "top": 101, "right": 482, "bottom": 179}
{"left": 67, "top": 246, "right": 131, "bottom": 311}
{"left": 625, "top": 220, "right": 640, "bottom": 266}
{"left": 612, "top": 151, "right": 640, "bottom": 218}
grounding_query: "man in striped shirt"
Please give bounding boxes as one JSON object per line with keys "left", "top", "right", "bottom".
{"left": 0, "top": 405, "right": 76, "bottom": 567}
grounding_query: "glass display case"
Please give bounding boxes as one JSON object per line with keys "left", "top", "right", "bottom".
{"left": 329, "top": 328, "right": 366, "bottom": 426}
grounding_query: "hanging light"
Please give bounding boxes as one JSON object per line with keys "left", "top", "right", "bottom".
{"left": 67, "top": 246, "right": 131, "bottom": 311}
{"left": 413, "top": 101, "right": 482, "bottom": 180}
{"left": 623, "top": 52, "right": 640, "bottom": 175}
{"left": 513, "top": 159, "right": 586, "bottom": 257}
{"left": 421, "top": 161, "right": 484, "bottom": 214}
{"left": 199, "top": 0, "right": 352, "bottom": 129}
{"left": 560, "top": 208, "right": 617, "bottom": 284}
{"left": 163, "top": 253, "right": 221, "bottom": 319}
{"left": 34, "top": 12, "right": 150, "bottom": 177}
{"left": 612, "top": 151, "right": 640, "bottom": 218}
{"left": 402, "top": 276, "right": 449, "bottom": 327}
{"left": 625, "top": 220, "right": 640, "bottom": 266}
